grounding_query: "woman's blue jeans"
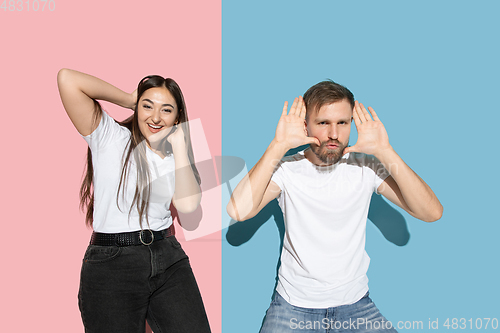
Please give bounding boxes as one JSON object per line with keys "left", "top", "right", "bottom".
{"left": 260, "top": 291, "right": 398, "bottom": 333}
{"left": 78, "top": 235, "right": 211, "bottom": 333}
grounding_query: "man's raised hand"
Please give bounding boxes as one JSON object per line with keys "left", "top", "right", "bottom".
{"left": 274, "top": 96, "right": 320, "bottom": 151}
{"left": 343, "top": 101, "right": 391, "bottom": 157}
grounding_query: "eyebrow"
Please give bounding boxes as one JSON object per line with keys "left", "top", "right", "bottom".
{"left": 142, "top": 99, "right": 175, "bottom": 108}
{"left": 315, "top": 117, "right": 351, "bottom": 123}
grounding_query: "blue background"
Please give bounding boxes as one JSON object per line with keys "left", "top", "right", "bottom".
{"left": 222, "top": 1, "right": 500, "bottom": 332}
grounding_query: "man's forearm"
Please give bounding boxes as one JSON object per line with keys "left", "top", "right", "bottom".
{"left": 227, "top": 139, "right": 287, "bottom": 221}
{"left": 376, "top": 147, "right": 443, "bottom": 222}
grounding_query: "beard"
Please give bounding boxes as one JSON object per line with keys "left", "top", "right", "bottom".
{"left": 310, "top": 139, "right": 348, "bottom": 165}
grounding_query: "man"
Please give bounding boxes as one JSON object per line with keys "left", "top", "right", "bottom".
{"left": 227, "top": 80, "right": 442, "bottom": 332}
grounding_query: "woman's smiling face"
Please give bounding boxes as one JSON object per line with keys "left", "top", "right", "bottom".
{"left": 137, "top": 87, "right": 179, "bottom": 145}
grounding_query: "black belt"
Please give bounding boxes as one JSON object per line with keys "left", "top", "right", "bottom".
{"left": 90, "top": 225, "right": 174, "bottom": 246}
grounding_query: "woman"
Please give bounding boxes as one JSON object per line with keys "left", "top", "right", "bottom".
{"left": 57, "top": 69, "right": 211, "bottom": 333}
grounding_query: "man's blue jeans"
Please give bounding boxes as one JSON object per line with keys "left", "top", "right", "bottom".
{"left": 78, "top": 235, "right": 211, "bottom": 333}
{"left": 260, "top": 291, "right": 398, "bottom": 333}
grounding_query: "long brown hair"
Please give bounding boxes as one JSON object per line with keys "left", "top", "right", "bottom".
{"left": 79, "top": 76, "right": 200, "bottom": 228}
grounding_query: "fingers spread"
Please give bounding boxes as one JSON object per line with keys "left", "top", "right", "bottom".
{"left": 298, "top": 99, "right": 306, "bottom": 119}
{"left": 352, "top": 105, "right": 362, "bottom": 127}
{"left": 297, "top": 96, "right": 304, "bottom": 111}
{"left": 368, "top": 106, "right": 380, "bottom": 121}
{"left": 289, "top": 97, "right": 299, "bottom": 115}
{"left": 355, "top": 101, "right": 369, "bottom": 123}
{"left": 359, "top": 102, "right": 373, "bottom": 122}
{"left": 282, "top": 101, "right": 289, "bottom": 116}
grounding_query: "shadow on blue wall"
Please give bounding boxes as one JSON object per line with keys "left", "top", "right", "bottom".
{"left": 368, "top": 194, "right": 410, "bottom": 246}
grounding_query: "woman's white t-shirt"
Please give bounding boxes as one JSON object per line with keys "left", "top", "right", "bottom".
{"left": 81, "top": 110, "right": 175, "bottom": 233}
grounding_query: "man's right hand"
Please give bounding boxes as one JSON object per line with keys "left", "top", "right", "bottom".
{"left": 274, "top": 96, "right": 320, "bottom": 150}
{"left": 228, "top": 97, "right": 319, "bottom": 222}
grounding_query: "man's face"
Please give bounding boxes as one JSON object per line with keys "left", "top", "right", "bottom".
{"left": 306, "top": 99, "right": 352, "bottom": 165}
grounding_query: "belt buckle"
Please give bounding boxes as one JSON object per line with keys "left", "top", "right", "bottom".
{"left": 139, "top": 229, "right": 154, "bottom": 246}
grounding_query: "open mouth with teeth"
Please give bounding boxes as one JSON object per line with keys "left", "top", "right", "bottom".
{"left": 147, "top": 123, "right": 164, "bottom": 133}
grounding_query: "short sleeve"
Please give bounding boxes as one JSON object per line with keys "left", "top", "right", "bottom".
{"left": 369, "top": 155, "right": 390, "bottom": 194}
{"left": 81, "top": 110, "right": 129, "bottom": 151}
{"left": 271, "top": 160, "right": 284, "bottom": 192}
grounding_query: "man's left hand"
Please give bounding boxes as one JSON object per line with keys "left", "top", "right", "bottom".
{"left": 343, "top": 101, "right": 391, "bottom": 157}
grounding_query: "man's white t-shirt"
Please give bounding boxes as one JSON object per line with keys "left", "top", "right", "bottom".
{"left": 271, "top": 149, "right": 389, "bottom": 308}
{"left": 81, "top": 110, "right": 175, "bottom": 233}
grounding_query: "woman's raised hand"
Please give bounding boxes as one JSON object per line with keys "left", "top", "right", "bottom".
{"left": 166, "top": 122, "right": 186, "bottom": 151}
{"left": 129, "top": 89, "right": 138, "bottom": 111}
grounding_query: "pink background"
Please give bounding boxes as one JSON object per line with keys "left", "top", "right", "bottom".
{"left": 0, "top": 0, "right": 221, "bottom": 332}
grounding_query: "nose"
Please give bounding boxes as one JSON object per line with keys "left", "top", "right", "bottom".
{"left": 328, "top": 125, "right": 338, "bottom": 140}
{"left": 151, "top": 109, "right": 161, "bottom": 124}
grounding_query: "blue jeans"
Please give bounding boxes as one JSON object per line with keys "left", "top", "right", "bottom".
{"left": 78, "top": 236, "right": 211, "bottom": 333}
{"left": 260, "top": 291, "right": 398, "bottom": 333}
